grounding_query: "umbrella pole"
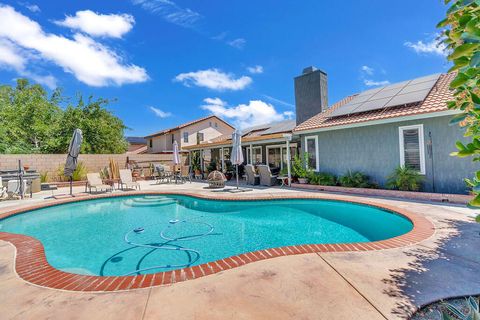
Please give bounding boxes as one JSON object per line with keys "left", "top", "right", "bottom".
{"left": 236, "top": 165, "right": 239, "bottom": 189}
{"left": 70, "top": 176, "right": 73, "bottom": 196}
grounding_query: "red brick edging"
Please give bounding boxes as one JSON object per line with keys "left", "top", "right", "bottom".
{"left": 0, "top": 191, "right": 435, "bottom": 292}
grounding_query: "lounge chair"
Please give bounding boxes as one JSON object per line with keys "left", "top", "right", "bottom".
{"left": 119, "top": 169, "right": 141, "bottom": 190}
{"left": 257, "top": 165, "right": 278, "bottom": 186}
{"left": 245, "top": 165, "right": 259, "bottom": 185}
{"left": 86, "top": 173, "right": 113, "bottom": 193}
{"left": 0, "top": 177, "right": 7, "bottom": 199}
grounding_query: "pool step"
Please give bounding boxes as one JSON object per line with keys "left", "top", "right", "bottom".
{"left": 123, "top": 198, "right": 177, "bottom": 207}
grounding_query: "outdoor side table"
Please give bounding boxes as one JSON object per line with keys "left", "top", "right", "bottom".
{"left": 277, "top": 176, "right": 289, "bottom": 187}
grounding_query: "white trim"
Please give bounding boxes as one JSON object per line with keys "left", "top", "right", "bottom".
{"left": 304, "top": 135, "right": 319, "bottom": 172}
{"left": 293, "top": 110, "right": 461, "bottom": 135}
{"left": 398, "top": 124, "right": 426, "bottom": 175}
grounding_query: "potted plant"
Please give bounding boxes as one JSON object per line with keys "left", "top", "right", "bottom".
{"left": 292, "top": 153, "right": 311, "bottom": 184}
{"left": 191, "top": 151, "right": 201, "bottom": 175}
{"left": 224, "top": 160, "right": 234, "bottom": 180}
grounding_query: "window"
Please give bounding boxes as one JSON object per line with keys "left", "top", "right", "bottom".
{"left": 268, "top": 147, "right": 282, "bottom": 168}
{"left": 197, "top": 132, "right": 204, "bottom": 144}
{"left": 246, "top": 146, "right": 262, "bottom": 164}
{"left": 252, "top": 147, "right": 262, "bottom": 164}
{"left": 399, "top": 124, "right": 425, "bottom": 174}
{"left": 149, "top": 139, "right": 153, "bottom": 148}
{"left": 183, "top": 132, "right": 189, "bottom": 143}
{"left": 304, "top": 136, "right": 319, "bottom": 171}
{"left": 215, "top": 122, "right": 218, "bottom": 127}
{"left": 171, "top": 134, "right": 174, "bottom": 144}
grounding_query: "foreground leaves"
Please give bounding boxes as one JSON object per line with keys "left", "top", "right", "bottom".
{"left": 440, "top": 0, "right": 480, "bottom": 206}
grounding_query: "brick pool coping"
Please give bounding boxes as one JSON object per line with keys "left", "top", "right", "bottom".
{"left": 0, "top": 191, "right": 435, "bottom": 292}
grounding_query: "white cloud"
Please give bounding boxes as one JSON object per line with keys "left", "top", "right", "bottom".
{"left": 0, "top": 5, "right": 148, "bottom": 87}
{"left": 228, "top": 38, "right": 246, "bottom": 49}
{"left": 361, "top": 65, "right": 374, "bottom": 76}
{"left": 25, "top": 73, "right": 57, "bottom": 89}
{"left": 247, "top": 65, "right": 263, "bottom": 74}
{"left": 201, "top": 98, "right": 292, "bottom": 129}
{"left": 364, "top": 79, "right": 390, "bottom": 87}
{"left": 359, "top": 65, "right": 389, "bottom": 87}
{"left": 174, "top": 68, "right": 252, "bottom": 91}
{"left": 0, "top": 39, "right": 57, "bottom": 89}
{"left": 404, "top": 35, "right": 447, "bottom": 56}
{"left": 55, "top": 10, "right": 135, "bottom": 38}
{"left": 19, "top": 2, "right": 40, "bottom": 13}
{"left": 132, "top": 0, "right": 201, "bottom": 28}
{"left": 149, "top": 106, "right": 172, "bottom": 118}
{"left": 0, "top": 39, "right": 25, "bottom": 70}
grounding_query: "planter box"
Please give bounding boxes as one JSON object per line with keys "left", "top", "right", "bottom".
{"left": 291, "top": 183, "right": 473, "bottom": 205}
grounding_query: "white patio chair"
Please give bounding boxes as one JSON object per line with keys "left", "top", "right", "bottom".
{"left": 86, "top": 173, "right": 113, "bottom": 193}
{"left": 119, "top": 169, "right": 141, "bottom": 190}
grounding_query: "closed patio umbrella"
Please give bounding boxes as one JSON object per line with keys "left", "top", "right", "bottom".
{"left": 173, "top": 140, "right": 180, "bottom": 183}
{"left": 231, "top": 129, "right": 244, "bottom": 190}
{"left": 64, "top": 129, "right": 83, "bottom": 196}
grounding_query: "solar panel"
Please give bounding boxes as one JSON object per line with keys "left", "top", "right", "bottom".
{"left": 328, "top": 73, "right": 441, "bottom": 118}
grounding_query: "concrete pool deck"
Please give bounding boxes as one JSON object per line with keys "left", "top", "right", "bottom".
{"left": 0, "top": 181, "right": 479, "bottom": 319}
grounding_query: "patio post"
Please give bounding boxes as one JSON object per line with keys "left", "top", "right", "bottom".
{"left": 200, "top": 149, "right": 204, "bottom": 176}
{"left": 221, "top": 148, "right": 225, "bottom": 171}
{"left": 283, "top": 134, "right": 292, "bottom": 186}
{"left": 249, "top": 144, "right": 253, "bottom": 164}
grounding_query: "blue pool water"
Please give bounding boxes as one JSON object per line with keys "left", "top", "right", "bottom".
{"left": 0, "top": 195, "right": 412, "bottom": 276}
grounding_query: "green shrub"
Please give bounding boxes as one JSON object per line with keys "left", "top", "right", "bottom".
{"left": 56, "top": 161, "right": 87, "bottom": 181}
{"left": 39, "top": 171, "right": 49, "bottom": 183}
{"left": 292, "top": 153, "right": 312, "bottom": 179}
{"left": 476, "top": 215, "right": 480, "bottom": 223}
{"left": 207, "top": 160, "right": 218, "bottom": 172}
{"left": 339, "top": 170, "right": 372, "bottom": 188}
{"left": 386, "top": 166, "right": 424, "bottom": 191}
{"left": 308, "top": 172, "right": 337, "bottom": 186}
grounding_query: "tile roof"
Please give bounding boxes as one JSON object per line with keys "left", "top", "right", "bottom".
{"left": 294, "top": 72, "right": 455, "bottom": 132}
{"left": 184, "top": 120, "right": 296, "bottom": 148}
{"left": 145, "top": 115, "right": 234, "bottom": 138}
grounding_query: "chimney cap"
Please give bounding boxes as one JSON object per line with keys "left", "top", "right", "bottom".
{"left": 302, "top": 66, "right": 317, "bottom": 74}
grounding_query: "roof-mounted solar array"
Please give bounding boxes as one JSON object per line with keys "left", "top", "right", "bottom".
{"left": 328, "top": 73, "right": 441, "bottom": 118}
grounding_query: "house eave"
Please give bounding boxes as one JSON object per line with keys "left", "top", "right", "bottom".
{"left": 293, "top": 109, "right": 462, "bottom": 136}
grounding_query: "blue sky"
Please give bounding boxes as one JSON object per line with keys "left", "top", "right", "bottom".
{"left": 0, "top": 0, "right": 450, "bottom": 136}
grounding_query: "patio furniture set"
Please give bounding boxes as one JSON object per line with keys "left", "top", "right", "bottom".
{"left": 245, "top": 164, "right": 285, "bottom": 187}
{"left": 86, "top": 169, "right": 141, "bottom": 193}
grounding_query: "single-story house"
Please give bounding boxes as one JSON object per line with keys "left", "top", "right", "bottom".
{"left": 293, "top": 67, "right": 476, "bottom": 194}
{"left": 144, "top": 115, "right": 234, "bottom": 153}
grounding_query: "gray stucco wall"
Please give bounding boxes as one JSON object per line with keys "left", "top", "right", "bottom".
{"left": 299, "top": 115, "right": 478, "bottom": 194}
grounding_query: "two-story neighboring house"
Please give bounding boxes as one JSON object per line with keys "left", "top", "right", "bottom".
{"left": 144, "top": 115, "right": 234, "bottom": 153}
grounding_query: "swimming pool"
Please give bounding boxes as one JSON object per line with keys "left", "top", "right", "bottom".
{"left": 0, "top": 194, "right": 413, "bottom": 277}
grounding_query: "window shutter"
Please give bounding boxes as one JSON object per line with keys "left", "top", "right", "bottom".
{"left": 403, "top": 129, "right": 421, "bottom": 171}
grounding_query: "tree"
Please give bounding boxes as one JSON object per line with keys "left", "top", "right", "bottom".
{"left": 439, "top": 0, "right": 480, "bottom": 205}
{"left": 0, "top": 79, "right": 128, "bottom": 154}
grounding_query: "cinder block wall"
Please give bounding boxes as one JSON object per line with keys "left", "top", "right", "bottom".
{"left": 0, "top": 154, "right": 186, "bottom": 180}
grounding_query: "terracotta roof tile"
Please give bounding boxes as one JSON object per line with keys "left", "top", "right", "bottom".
{"left": 294, "top": 72, "right": 455, "bottom": 132}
